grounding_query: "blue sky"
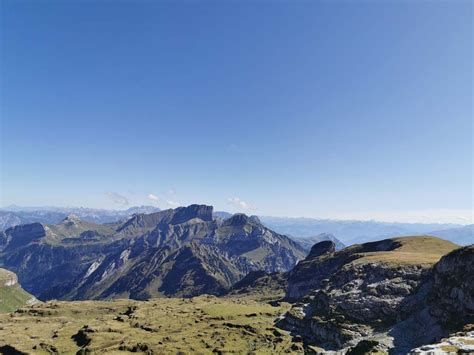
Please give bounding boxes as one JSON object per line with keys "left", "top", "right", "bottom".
{"left": 1, "top": 0, "right": 472, "bottom": 223}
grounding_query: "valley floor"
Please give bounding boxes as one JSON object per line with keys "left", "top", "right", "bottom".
{"left": 0, "top": 296, "right": 305, "bottom": 354}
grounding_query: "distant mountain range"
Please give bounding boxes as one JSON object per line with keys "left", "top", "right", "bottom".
{"left": 0, "top": 206, "right": 471, "bottom": 246}
{"left": 426, "top": 224, "right": 473, "bottom": 246}
{"left": 0, "top": 205, "right": 305, "bottom": 300}
{"left": 259, "top": 215, "right": 472, "bottom": 246}
{"left": 0, "top": 206, "right": 161, "bottom": 230}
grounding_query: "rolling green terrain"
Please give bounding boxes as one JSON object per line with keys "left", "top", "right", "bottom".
{"left": 0, "top": 296, "right": 304, "bottom": 354}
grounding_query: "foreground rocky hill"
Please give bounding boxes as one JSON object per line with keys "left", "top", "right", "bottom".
{"left": 0, "top": 205, "right": 306, "bottom": 300}
{"left": 279, "top": 237, "right": 473, "bottom": 353}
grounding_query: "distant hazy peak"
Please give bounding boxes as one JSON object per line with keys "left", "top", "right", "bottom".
{"left": 249, "top": 215, "right": 261, "bottom": 224}
{"left": 61, "top": 214, "right": 81, "bottom": 223}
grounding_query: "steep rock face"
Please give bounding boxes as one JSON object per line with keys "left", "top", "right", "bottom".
{"left": 389, "top": 244, "right": 474, "bottom": 353}
{"left": 6, "top": 241, "right": 123, "bottom": 300}
{"left": 0, "top": 205, "right": 305, "bottom": 300}
{"left": 1, "top": 223, "right": 46, "bottom": 251}
{"left": 426, "top": 245, "right": 474, "bottom": 328}
{"left": 213, "top": 214, "right": 305, "bottom": 273}
{"left": 281, "top": 237, "right": 461, "bottom": 351}
{"left": 157, "top": 242, "right": 243, "bottom": 297}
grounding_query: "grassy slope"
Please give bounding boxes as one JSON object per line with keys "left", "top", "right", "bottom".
{"left": 0, "top": 268, "right": 36, "bottom": 313}
{"left": 0, "top": 296, "right": 303, "bottom": 354}
{"left": 351, "top": 236, "right": 459, "bottom": 266}
{"left": 0, "top": 284, "right": 34, "bottom": 313}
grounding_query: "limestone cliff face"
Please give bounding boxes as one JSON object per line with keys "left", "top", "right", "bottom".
{"left": 0, "top": 223, "right": 46, "bottom": 251}
{"left": 395, "top": 245, "right": 474, "bottom": 353}
{"left": 426, "top": 245, "right": 474, "bottom": 328}
{"left": 280, "top": 237, "right": 465, "bottom": 352}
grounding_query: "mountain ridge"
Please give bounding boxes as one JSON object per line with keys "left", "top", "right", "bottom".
{"left": 2, "top": 206, "right": 469, "bottom": 246}
{"left": 0, "top": 205, "right": 306, "bottom": 300}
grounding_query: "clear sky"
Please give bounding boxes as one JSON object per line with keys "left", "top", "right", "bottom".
{"left": 1, "top": 0, "right": 472, "bottom": 223}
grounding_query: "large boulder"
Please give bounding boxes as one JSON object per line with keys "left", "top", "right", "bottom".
{"left": 307, "top": 240, "right": 335, "bottom": 259}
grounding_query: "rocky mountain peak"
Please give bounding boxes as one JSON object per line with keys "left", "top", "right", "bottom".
{"left": 170, "top": 204, "right": 213, "bottom": 224}
{"left": 3, "top": 222, "right": 47, "bottom": 250}
{"left": 249, "top": 215, "right": 261, "bottom": 224}
{"left": 307, "top": 240, "right": 336, "bottom": 258}
{"left": 118, "top": 204, "right": 214, "bottom": 232}
{"left": 223, "top": 213, "right": 255, "bottom": 227}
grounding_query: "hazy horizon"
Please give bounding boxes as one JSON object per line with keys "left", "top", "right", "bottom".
{"left": 1, "top": 1, "right": 472, "bottom": 225}
{"left": 0, "top": 202, "right": 471, "bottom": 225}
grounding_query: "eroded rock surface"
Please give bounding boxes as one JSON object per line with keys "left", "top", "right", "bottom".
{"left": 280, "top": 237, "right": 470, "bottom": 353}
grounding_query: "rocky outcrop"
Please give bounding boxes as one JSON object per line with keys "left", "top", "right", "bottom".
{"left": 290, "top": 233, "right": 345, "bottom": 254}
{"left": 386, "top": 245, "right": 474, "bottom": 353}
{"left": 307, "top": 240, "right": 335, "bottom": 259}
{"left": 426, "top": 245, "right": 474, "bottom": 328}
{"left": 409, "top": 331, "right": 474, "bottom": 354}
{"left": 280, "top": 236, "right": 465, "bottom": 352}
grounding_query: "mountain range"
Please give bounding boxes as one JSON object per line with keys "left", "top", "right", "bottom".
{"left": 259, "top": 215, "right": 472, "bottom": 245}
{"left": 0, "top": 221, "right": 471, "bottom": 353}
{"left": 1, "top": 205, "right": 471, "bottom": 246}
{"left": 0, "top": 205, "right": 305, "bottom": 300}
{"left": 0, "top": 205, "right": 161, "bottom": 230}
{"left": 0, "top": 204, "right": 472, "bottom": 353}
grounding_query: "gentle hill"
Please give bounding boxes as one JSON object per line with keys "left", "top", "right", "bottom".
{"left": 349, "top": 236, "right": 459, "bottom": 266}
{"left": 0, "top": 268, "right": 38, "bottom": 313}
